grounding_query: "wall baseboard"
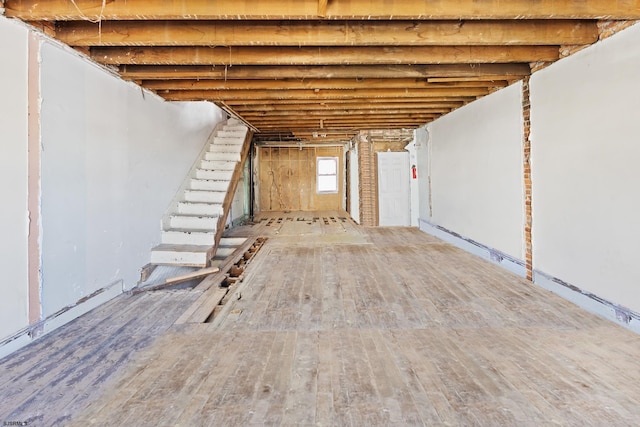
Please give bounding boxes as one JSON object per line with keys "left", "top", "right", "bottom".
{"left": 418, "top": 217, "right": 640, "bottom": 334}
{"left": 0, "top": 280, "right": 123, "bottom": 360}
{"left": 418, "top": 218, "right": 526, "bottom": 277}
{"left": 533, "top": 270, "right": 640, "bottom": 334}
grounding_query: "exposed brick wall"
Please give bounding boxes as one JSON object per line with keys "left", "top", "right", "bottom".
{"left": 357, "top": 133, "right": 378, "bottom": 226}
{"left": 598, "top": 20, "right": 639, "bottom": 40}
{"left": 522, "top": 77, "right": 533, "bottom": 281}
{"left": 356, "top": 129, "right": 414, "bottom": 226}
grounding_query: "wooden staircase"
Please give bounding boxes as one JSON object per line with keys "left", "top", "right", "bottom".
{"left": 150, "top": 118, "right": 252, "bottom": 266}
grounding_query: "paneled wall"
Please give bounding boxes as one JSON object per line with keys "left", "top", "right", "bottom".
{"left": 257, "top": 146, "right": 344, "bottom": 212}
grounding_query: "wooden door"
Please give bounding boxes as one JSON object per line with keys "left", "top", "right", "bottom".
{"left": 377, "top": 151, "right": 411, "bottom": 226}
{"left": 257, "top": 146, "right": 343, "bottom": 212}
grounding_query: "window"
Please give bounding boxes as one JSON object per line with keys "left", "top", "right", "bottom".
{"left": 316, "top": 157, "right": 339, "bottom": 194}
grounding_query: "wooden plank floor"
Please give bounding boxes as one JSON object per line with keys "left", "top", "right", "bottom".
{"left": 3, "top": 211, "right": 640, "bottom": 426}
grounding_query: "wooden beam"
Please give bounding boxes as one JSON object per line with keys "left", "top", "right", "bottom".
{"left": 248, "top": 114, "right": 441, "bottom": 123}
{"left": 92, "top": 46, "right": 559, "bottom": 66}
{"left": 7, "top": 0, "right": 640, "bottom": 20}
{"left": 56, "top": 20, "right": 598, "bottom": 47}
{"left": 142, "top": 78, "right": 508, "bottom": 91}
{"left": 319, "top": 0, "right": 329, "bottom": 17}
{"left": 224, "top": 96, "right": 477, "bottom": 105}
{"left": 231, "top": 102, "right": 464, "bottom": 111}
{"left": 160, "top": 87, "right": 490, "bottom": 101}
{"left": 241, "top": 109, "right": 451, "bottom": 117}
{"left": 120, "top": 64, "right": 531, "bottom": 80}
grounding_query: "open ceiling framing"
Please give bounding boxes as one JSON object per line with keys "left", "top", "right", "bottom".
{"left": 5, "top": 0, "right": 640, "bottom": 143}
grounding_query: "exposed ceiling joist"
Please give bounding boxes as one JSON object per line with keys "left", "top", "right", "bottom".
{"left": 6, "top": 0, "right": 637, "bottom": 137}
{"left": 6, "top": 0, "right": 640, "bottom": 20}
{"left": 161, "top": 87, "right": 491, "bottom": 101}
{"left": 141, "top": 78, "right": 509, "bottom": 91}
{"left": 92, "top": 45, "right": 560, "bottom": 66}
{"left": 119, "top": 64, "right": 532, "bottom": 80}
{"left": 55, "top": 20, "right": 598, "bottom": 47}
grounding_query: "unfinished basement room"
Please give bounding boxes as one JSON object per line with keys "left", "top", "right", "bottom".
{"left": 2, "top": 1, "right": 640, "bottom": 425}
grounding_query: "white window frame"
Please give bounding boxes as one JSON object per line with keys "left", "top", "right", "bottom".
{"left": 316, "top": 156, "right": 339, "bottom": 194}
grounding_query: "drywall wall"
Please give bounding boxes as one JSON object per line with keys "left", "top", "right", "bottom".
{"left": 415, "top": 127, "right": 431, "bottom": 222}
{"left": 39, "top": 40, "right": 224, "bottom": 317}
{"left": 428, "top": 83, "right": 525, "bottom": 260}
{"left": 530, "top": 23, "right": 640, "bottom": 313}
{"left": 0, "top": 17, "right": 30, "bottom": 341}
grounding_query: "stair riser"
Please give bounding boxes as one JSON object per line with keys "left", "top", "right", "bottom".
{"left": 150, "top": 250, "right": 208, "bottom": 267}
{"left": 189, "top": 179, "right": 229, "bottom": 192}
{"left": 178, "top": 203, "right": 224, "bottom": 216}
{"left": 169, "top": 216, "right": 217, "bottom": 230}
{"left": 204, "top": 152, "right": 240, "bottom": 162}
{"left": 200, "top": 160, "right": 237, "bottom": 171}
{"left": 184, "top": 191, "right": 226, "bottom": 204}
{"left": 162, "top": 231, "right": 214, "bottom": 246}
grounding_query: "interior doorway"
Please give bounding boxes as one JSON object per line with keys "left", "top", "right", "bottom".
{"left": 377, "top": 151, "right": 411, "bottom": 226}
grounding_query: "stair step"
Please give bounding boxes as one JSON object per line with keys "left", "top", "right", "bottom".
{"left": 204, "top": 151, "right": 241, "bottom": 162}
{"left": 178, "top": 201, "right": 224, "bottom": 216}
{"left": 219, "top": 237, "right": 248, "bottom": 247}
{"left": 189, "top": 179, "right": 229, "bottom": 192}
{"left": 209, "top": 141, "right": 244, "bottom": 151}
{"left": 200, "top": 160, "right": 237, "bottom": 171}
{"left": 215, "top": 130, "right": 247, "bottom": 138}
{"left": 169, "top": 214, "right": 217, "bottom": 230}
{"left": 227, "top": 118, "right": 244, "bottom": 126}
{"left": 195, "top": 169, "right": 233, "bottom": 181}
{"left": 184, "top": 189, "right": 226, "bottom": 203}
{"left": 150, "top": 244, "right": 210, "bottom": 266}
{"left": 161, "top": 229, "right": 214, "bottom": 245}
{"left": 213, "top": 247, "right": 236, "bottom": 259}
{"left": 222, "top": 124, "right": 247, "bottom": 131}
{"left": 211, "top": 137, "right": 245, "bottom": 146}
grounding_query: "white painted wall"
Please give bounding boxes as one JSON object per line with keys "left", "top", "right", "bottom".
{"left": 530, "top": 23, "right": 640, "bottom": 313}
{"left": 405, "top": 140, "right": 419, "bottom": 227}
{"left": 38, "top": 40, "right": 224, "bottom": 317}
{"left": 415, "top": 127, "right": 431, "bottom": 222}
{"left": 0, "top": 17, "right": 30, "bottom": 341}
{"left": 428, "top": 83, "right": 525, "bottom": 260}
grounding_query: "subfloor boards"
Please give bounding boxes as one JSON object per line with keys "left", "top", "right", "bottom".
{"left": 2, "top": 211, "right": 640, "bottom": 426}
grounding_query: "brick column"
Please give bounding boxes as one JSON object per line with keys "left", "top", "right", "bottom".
{"left": 357, "top": 132, "right": 378, "bottom": 226}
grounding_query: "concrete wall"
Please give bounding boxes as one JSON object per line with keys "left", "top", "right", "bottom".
{"left": 530, "top": 23, "right": 640, "bottom": 314}
{"left": 38, "top": 40, "right": 224, "bottom": 317}
{"left": 0, "top": 17, "right": 30, "bottom": 341}
{"left": 427, "top": 83, "right": 525, "bottom": 260}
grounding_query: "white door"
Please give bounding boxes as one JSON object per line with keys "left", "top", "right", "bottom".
{"left": 378, "top": 151, "right": 410, "bottom": 226}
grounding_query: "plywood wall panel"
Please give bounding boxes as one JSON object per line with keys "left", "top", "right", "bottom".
{"left": 258, "top": 146, "right": 343, "bottom": 212}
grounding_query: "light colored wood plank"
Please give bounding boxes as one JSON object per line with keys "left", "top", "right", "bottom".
{"left": 91, "top": 45, "right": 559, "bottom": 66}
{"left": 163, "top": 266, "right": 219, "bottom": 285}
{"left": 7, "top": 0, "right": 640, "bottom": 20}
{"left": 57, "top": 20, "right": 597, "bottom": 47}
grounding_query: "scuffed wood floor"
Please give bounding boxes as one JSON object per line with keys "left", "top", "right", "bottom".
{"left": 3, "top": 211, "right": 640, "bottom": 426}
